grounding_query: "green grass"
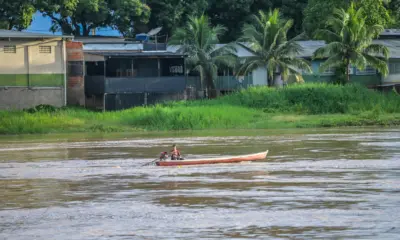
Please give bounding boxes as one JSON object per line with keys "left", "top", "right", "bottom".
{"left": 0, "top": 83, "right": 399, "bottom": 134}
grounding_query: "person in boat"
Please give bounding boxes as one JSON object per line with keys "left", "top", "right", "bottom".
{"left": 170, "top": 144, "right": 184, "bottom": 160}
{"left": 159, "top": 151, "right": 169, "bottom": 161}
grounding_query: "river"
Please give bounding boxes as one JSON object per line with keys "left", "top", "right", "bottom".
{"left": 0, "top": 128, "right": 399, "bottom": 239}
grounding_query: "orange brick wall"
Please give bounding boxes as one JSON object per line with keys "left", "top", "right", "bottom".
{"left": 66, "top": 41, "right": 85, "bottom": 106}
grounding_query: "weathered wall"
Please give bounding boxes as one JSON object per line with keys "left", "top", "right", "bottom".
{"left": 0, "top": 38, "right": 67, "bottom": 109}
{"left": 66, "top": 41, "right": 85, "bottom": 106}
{"left": 0, "top": 39, "right": 64, "bottom": 75}
{"left": 302, "top": 60, "right": 381, "bottom": 86}
{"left": 252, "top": 67, "right": 268, "bottom": 86}
{"left": 0, "top": 87, "right": 64, "bottom": 110}
{"left": 383, "top": 59, "right": 400, "bottom": 84}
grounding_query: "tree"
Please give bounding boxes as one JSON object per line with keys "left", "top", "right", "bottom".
{"left": 135, "top": 0, "right": 308, "bottom": 43}
{"left": 355, "top": 0, "right": 391, "bottom": 28}
{"left": 313, "top": 3, "right": 389, "bottom": 83}
{"left": 206, "top": 0, "right": 307, "bottom": 42}
{"left": 168, "top": 15, "right": 237, "bottom": 98}
{"left": 0, "top": 0, "right": 35, "bottom": 30}
{"left": 237, "top": 9, "right": 311, "bottom": 87}
{"left": 36, "top": 0, "right": 150, "bottom": 36}
{"left": 387, "top": 0, "right": 400, "bottom": 27}
{"left": 134, "top": 0, "right": 207, "bottom": 39}
{"left": 207, "top": 0, "right": 254, "bottom": 43}
{"left": 278, "top": 0, "right": 308, "bottom": 38}
{"left": 304, "top": 0, "right": 391, "bottom": 38}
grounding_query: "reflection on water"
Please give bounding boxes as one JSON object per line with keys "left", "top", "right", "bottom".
{"left": 0, "top": 128, "right": 399, "bottom": 239}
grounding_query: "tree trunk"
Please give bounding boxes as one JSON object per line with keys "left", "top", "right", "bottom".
{"left": 267, "top": 75, "right": 273, "bottom": 87}
{"left": 346, "top": 61, "right": 350, "bottom": 83}
{"left": 47, "top": 14, "right": 76, "bottom": 36}
{"left": 72, "top": 21, "right": 82, "bottom": 36}
{"left": 7, "top": 20, "right": 12, "bottom": 30}
{"left": 205, "top": 72, "right": 217, "bottom": 99}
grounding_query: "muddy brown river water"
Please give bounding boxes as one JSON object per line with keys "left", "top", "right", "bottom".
{"left": 0, "top": 128, "right": 399, "bottom": 239}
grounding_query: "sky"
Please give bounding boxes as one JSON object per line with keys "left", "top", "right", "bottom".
{"left": 24, "top": 11, "right": 121, "bottom": 36}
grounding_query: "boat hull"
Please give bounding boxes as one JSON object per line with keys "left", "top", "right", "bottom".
{"left": 155, "top": 150, "right": 268, "bottom": 167}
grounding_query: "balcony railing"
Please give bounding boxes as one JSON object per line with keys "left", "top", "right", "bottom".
{"left": 85, "top": 75, "right": 253, "bottom": 95}
{"left": 186, "top": 76, "right": 253, "bottom": 90}
{"left": 85, "top": 76, "right": 186, "bottom": 95}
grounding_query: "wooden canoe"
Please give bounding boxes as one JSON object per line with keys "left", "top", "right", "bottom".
{"left": 155, "top": 150, "right": 269, "bottom": 167}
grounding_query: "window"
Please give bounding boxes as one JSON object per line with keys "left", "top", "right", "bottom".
{"left": 356, "top": 65, "right": 376, "bottom": 75}
{"left": 389, "top": 63, "right": 400, "bottom": 74}
{"left": 39, "top": 46, "right": 52, "bottom": 54}
{"left": 321, "top": 66, "right": 335, "bottom": 75}
{"left": 320, "top": 64, "right": 354, "bottom": 75}
{"left": 4, "top": 45, "right": 16, "bottom": 53}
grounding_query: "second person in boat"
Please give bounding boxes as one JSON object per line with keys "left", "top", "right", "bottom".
{"left": 170, "top": 144, "right": 184, "bottom": 160}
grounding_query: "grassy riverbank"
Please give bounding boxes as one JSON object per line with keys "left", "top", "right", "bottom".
{"left": 0, "top": 84, "right": 399, "bottom": 134}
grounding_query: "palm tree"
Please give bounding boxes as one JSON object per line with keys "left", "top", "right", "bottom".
{"left": 168, "top": 15, "right": 237, "bottom": 98}
{"left": 237, "top": 9, "right": 311, "bottom": 87}
{"left": 313, "top": 3, "right": 389, "bottom": 83}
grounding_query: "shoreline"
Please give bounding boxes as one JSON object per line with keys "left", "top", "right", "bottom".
{"left": 0, "top": 112, "right": 399, "bottom": 135}
{"left": 1, "top": 84, "right": 399, "bottom": 135}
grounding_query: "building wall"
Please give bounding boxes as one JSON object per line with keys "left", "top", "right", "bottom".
{"left": 0, "top": 38, "right": 66, "bottom": 109}
{"left": 0, "top": 88, "right": 64, "bottom": 110}
{"left": 383, "top": 59, "right": 400, "bottom": 84}
{"left": 302, "top": 60, "right": 381, "bottom": 86}
{"left": 252, "top": 67, "right": 268, "bottom": 86}
{"left": 0, "top": 39, "right": 65, "bottom": 86}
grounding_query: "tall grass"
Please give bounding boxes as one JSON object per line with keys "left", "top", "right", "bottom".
{"left": 0, "top": 83, "right": 399, "bottom": 134}
{"left": 166, "top": 83, "right": 400, "bottom": 114}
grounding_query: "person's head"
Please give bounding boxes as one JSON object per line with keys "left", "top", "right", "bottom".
{"left": 160, "top": 151, "right": 168, "bottom": 159}
{"left": 172, "top": 144, "right": 177, "bottom": 149}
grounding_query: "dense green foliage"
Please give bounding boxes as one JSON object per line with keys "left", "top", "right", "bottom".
{"left": 237, "top": 9, "right": 311, "bottom": 86}
{"left": 35, "top": 0, "right": 150, "bottom": 36}
{"left": 313, "top": 3, "right": 389, "bottom": 83}
{"left": 1, "top": 84, "right": 399, "bottom": 134}
{"left": 1, "top": 0, "right": 398, "bottom": 39}
{"left": 0, "top": 0, "right": 35, "bottom": 30}
{"left": 168, "top": 15, "right": 237, "bottom": 98}
{"left": 304, "top": 0, "right": 392, "bottom": 38}
{"left": 168, "top": 84, "right": 400, "bottom": 114}
{"left": 133, "top": 0, "right": 207, "bottom": 37}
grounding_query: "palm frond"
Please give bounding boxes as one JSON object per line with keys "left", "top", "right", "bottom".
{"left": 314, "top": 29, "right": 341, "bottom": 42}
{"left": 237, "top": 56, "right": 266, "bottom": 76}
{"left": 365, "top": 44, "right": 390, "bottom": 60}
{"left": 319, "top": 54, "right": 343, "bottom": 73}
{"left": 313, "top": 3, "right": 388, "bottom": 82}
{"left": 313, "top": 42, "right": 345, "bottom": 59}
{"left": 363, "top": 54, "right": 389, "bottom": 76}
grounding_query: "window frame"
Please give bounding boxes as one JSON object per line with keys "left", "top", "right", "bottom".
{"left": 356, "top": 65, "right": 376, "bottom": 75}
{"left": 39, "top": 46, "right": 52, "bottom": 54}
{"left": 3, "top": 45, "right": 16, "bottom": 53}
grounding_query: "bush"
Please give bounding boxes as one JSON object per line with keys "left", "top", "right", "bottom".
{"left": 181, "top": 83, "right": 400, "bottom": 114}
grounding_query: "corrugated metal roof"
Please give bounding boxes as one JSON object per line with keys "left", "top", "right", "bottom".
{"left": 296, "top": 40, "right": 400, "bottom": 58}
{"left": 81, "top": 39, "right": 400, "bottom": 59}
{"left": 83, "top": 43, "right": 143, "bottom": 51}
{"left": 297, "top": 41, "right": 326, "bottom": 58}
{"left": 0, "top": 30, "right": 73, "bottom": 39}
{"left": 167, "top": 43, "right": 254, "bottom": 57}
{"left": 88, "top": 51, "right": 185, "bottom": 57}
{"left": 74, "top": 36, "right": 127, "bottom": 43}
{"left": 373, "top": 39, "right": 400, "bottom": 58}
{"left": 380, "top": 29, "right": 400, "bottom": 36}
